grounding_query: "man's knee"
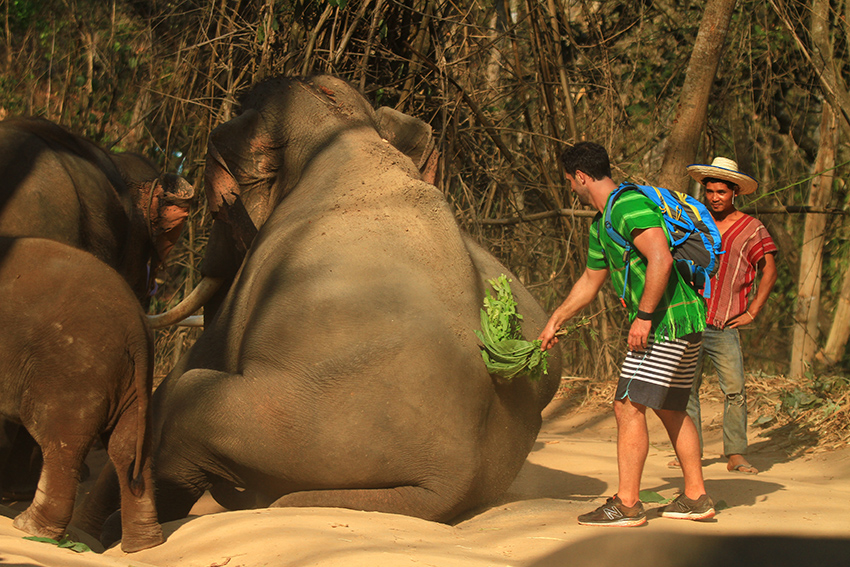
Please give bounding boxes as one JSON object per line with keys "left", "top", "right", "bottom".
{"left": 614, "top": 398, "right": 647, "bottom": 421}
{"left": 726, "top": 392, "right": 747, "bottom": 407}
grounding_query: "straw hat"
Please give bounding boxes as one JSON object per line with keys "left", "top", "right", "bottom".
{"left": 686, "top": 157, "right": 759, "bottom": 195}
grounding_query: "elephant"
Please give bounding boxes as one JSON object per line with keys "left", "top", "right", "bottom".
{"left": 0, "top": 116, "right": 194, "bottom": 500}
{"left": 104, "top": 75, "right": 562, "bottom": 533}
{"left": 0, "top": 237, "right": 162, "bottom": 552}
{"left": 0, "top": 116, "right": 195, "bottom": 306}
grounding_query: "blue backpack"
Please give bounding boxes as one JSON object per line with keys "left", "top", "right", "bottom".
{"left": 599, "top": 182, "right": 723, "bottom": 303}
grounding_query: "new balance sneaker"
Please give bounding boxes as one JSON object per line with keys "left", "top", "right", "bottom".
{"left": 577, "top": 495, "right": 647, "bottom": 527}
{"left": 660, "top": 493, "right": 716, "bottom": 520}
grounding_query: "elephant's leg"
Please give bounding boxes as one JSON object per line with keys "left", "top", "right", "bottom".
{"left": 271, "top": 485, "right": 467, "bottom": 523}
{"left": 0, "top": 419, "right": 17, "bottom": 495}
{"left": 152, "top": 368, "right": 235, "bottom": 523}
{"left": 71, "top": 457, "right": 120, "bottom": 542}
{"left": 12, "top": 432, "right": 92, "bottom": 539}
{"left": 106, "top": 402, "right": 163, "bottom": 552}
{"left": 1, "top": 430, "right": 42, "bottom": 500}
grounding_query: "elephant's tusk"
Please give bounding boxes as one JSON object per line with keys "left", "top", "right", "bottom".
{"left": 146, "top": 277, "right": 223, "bottom": 328}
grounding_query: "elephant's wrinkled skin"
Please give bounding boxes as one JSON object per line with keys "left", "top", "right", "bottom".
{"left": 0, "top": 116, "right": 193, "bottom": 500}
{"left": 149, "top": 75, "right": 562, "bottom": 524}
{"left": 0, "top": 237, "right": 162, "bottom": 552}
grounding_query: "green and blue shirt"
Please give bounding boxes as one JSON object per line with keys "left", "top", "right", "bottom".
{"left": 588, "top": 189, "right": 706, "bottom": 342}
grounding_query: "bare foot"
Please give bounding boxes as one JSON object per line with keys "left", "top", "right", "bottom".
{"left": 668, "top": 458, "right": 681, "bottom": 469}
{"left": 727, "top": 454, "right": 758, "bottom": 474}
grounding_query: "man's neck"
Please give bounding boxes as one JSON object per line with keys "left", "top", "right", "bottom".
{"left": 590, "top": 178, "right": 618, "bottom": 213}
{"left": 712, "top": 207, "right": 740, "bottom": 223}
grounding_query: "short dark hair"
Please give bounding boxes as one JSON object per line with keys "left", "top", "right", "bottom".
{"left": 702, "top": 177, "right": 738, "bottom": 192}
{"left": 560, "top": 142, "right": 612, "bottom": 180}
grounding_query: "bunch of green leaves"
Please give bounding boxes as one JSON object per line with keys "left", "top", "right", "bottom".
{"left": 474, "top": 275, "right": 548, "bottom": 382}
{"left": 24, "top": 535, "right": 91, "bottom": 553}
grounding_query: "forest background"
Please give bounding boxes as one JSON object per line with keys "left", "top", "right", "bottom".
{"left": 2, "top": 0, "right": 848, "bottom": 445}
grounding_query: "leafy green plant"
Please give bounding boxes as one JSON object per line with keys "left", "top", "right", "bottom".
{"left": 23, "top": 535, "right": 91, "bottom": 553}
{"left": 475, "top": 275, "right": 549, "bottom": 382}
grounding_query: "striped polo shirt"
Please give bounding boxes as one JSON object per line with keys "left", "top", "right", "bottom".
{"left": 706, "top": 214, "right": 777, "bottom": 327}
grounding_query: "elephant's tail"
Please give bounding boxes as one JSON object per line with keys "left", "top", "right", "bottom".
{"left": 129, "top": 322, "right": 156, "bottom": 497}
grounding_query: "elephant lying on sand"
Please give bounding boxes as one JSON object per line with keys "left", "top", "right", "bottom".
{"left": 105, "top": 75, "right": 562, "bottom": 531}
{"left": 0, "top": 116, "right": 194, "bottom": 500}
{"left": 0, "top": 237, "right": 162, "bottom": 552}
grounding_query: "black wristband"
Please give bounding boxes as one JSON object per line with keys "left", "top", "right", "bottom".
{"left": 636, "top": 310, "right": 654, "bottom": 321}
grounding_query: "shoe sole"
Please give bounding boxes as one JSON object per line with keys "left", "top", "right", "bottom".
{"left": 661, "top": 509, "right": 716, "bottom": 521}
{"left": 578, "top": 517, "right": 647, "bottom": 527}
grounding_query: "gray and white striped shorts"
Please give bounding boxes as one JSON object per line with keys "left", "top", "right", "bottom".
{"left": 615, "top": 333, "right": 702, "bottom": 411}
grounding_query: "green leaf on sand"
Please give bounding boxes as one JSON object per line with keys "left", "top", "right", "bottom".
{"left": 638, "top": 490, "right": 671, "bottom": 504}
{"left": 23, "top": 535, "right": 91, "bottom": 553}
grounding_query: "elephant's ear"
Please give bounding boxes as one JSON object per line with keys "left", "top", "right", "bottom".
{"left": 141, "top": 174, "right": 195, "bottom": 263}
{"left": 375, "top": 107, "right": 439, "bottom": 185}
{"left": 204, "top": 109, "right": 263, "bottom": 253}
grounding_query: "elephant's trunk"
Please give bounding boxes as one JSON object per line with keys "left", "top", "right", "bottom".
{"left": 146, "top": 277, "right": 223, "bottom": 328}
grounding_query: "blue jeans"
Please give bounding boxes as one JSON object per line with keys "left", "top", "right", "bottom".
{"left": 685, "top": 326, "right": 749, "bottom": 456}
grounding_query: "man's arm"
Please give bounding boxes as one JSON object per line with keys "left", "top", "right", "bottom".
{"left": 727, "top": 252, "right": 778, "bottom": 329}
{"left": 538, "top": 267, "right": 608, "bottom": 351}
{"left": 629, "top": 226, "right": 674, "bottom": 350}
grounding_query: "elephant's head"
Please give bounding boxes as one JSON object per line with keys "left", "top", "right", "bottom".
{"left": 148, "top": 74, "right": 439, "bottom": 327}
{"left": 118, "top": 164, "right": 195, "bottom": 307}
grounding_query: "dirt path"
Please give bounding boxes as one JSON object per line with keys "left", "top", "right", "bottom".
{"left": 3, "top": 396, "right": 849, "bottom": 566}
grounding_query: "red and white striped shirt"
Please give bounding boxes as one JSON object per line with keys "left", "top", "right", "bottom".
{"left": 706, "top": 214, "right": 778, "bottom": 328}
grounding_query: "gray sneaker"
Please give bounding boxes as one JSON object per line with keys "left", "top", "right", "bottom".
{"left": 577, "top": 495, "right": 647, "bottom": 527}
{"left": 660, "top": 493, "right": 716, "bottom": 520}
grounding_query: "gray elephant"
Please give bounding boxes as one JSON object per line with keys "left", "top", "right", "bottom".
{"left": 125, "top": 75, "right": 561, "bottom": 528}
{"left": 0, "top": 116, "right": 194, "bottom": 498}
{"left": 0, "top": 237, "right": 162, "bottom": 552}
{"left": 0, "top": 116, "right": 194, "bottom": 305}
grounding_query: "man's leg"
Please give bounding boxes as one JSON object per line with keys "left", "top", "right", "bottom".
{"left": 669, "top": 347, "right": 706, "bottom": 468}
{"left": 655, "top": 409, "right": 707, "bottom": 500}
{"left": 704, "top": 328, "right": 755, "bottom": 473}
{"left": 614, "top": 398, "right": 649, "bottom": 507}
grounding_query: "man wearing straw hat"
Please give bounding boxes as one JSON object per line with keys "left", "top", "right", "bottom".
{"left": 672, "top": 157, "right": 778, "bottom": 475}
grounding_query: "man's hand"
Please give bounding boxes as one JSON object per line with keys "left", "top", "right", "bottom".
{"left": 726, "top": 309, "right": 755, "bottom": 329}
{"left": 628, "top": 318, "right": 652, "bottom": 351}
{"left": 538, "top": 321, "right": 561, "bottom": 351}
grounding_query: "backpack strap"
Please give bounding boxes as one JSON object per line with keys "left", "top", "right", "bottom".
{"left": 602, "top": 183, "right": 637, "bottom": 307}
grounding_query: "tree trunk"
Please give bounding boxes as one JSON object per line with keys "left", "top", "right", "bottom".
{"left": 790, "top": 104, "right": 836, "bottom": 377}
{"left": 810, "top": 0, "right": 848, "bottom": 368}
{"left": 821, "top": 263, "right": 850, "bottom": 365}
{"left": 656, "top": 0, "right": 736, "bottom": 192}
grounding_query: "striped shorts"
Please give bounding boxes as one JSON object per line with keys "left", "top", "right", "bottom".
{"left": 615, "top": 332, "right": 702, "bottom": 411}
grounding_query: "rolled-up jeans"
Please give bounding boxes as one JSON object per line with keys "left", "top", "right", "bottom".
{"left": 685, "top": 325, "right": 749, "bottom": 456}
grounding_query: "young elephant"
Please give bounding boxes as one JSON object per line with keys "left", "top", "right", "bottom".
{"left": 0, "top": 237, "right": 162, "bottom": 552}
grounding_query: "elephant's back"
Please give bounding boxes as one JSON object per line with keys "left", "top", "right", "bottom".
{"left": 0, "top": 123, "right": 129, "bottom": 266}
{"left": 0, "top": 237, "right": 147, "bottom": 414}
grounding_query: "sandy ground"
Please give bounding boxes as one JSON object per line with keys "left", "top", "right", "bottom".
{"left": 2, "top": 393, "right": 849, "bottom": 567}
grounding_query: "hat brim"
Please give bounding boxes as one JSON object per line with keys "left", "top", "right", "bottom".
{"left": 686, "top": 164, "right": 759, "bottom": 195}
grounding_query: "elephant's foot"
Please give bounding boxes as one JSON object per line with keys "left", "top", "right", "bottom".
{"left": 117, "top": 522, "right": 164, "bottom": 553}
{"left": 12, "top": 506, "right": 66, "bottom": 541}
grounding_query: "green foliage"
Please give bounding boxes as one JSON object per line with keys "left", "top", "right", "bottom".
{"left": 779, "top": 371, "right": 849, "bottom": 419}
{"left": 23, "top": 535, "right": 91, "bottom": 553}
{"left": 474, "top": 275, "right": 549, "bottom": 382}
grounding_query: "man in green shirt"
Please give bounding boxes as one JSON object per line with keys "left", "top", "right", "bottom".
{"left": 538, "top": 142, "right": 715, "bottom": 526}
